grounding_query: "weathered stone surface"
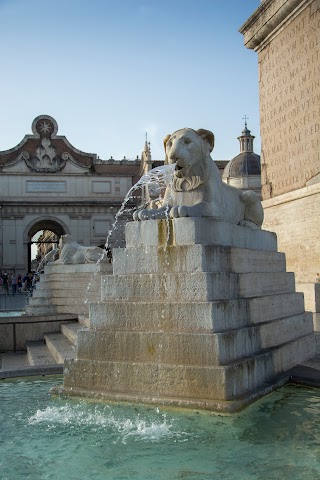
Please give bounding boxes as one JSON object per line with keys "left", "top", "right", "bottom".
{"left": 113, "top": 244, "right": 286, "bottom": 275}
{"left": 126, "top": 218, "right": 277, "bottom": 250}
{"left": 240, "top": 0, "right": 320, "bottom": 199}
{"left": 248, "top": 291, "right": 305, "bottom": 323}
{"left": 102, "top": 271, "right": 295, "bottom": 302}
{"left": 60, "top": 216, "right": 315, "bottom": 411}
{"left": 63, "top": 332, "right": 314, "bottom": 403}
{"left": 89, "top": 300, "right": 250, "bottom": 333}
{"left": 296, "top": 282, "right": 320, "bottom": 313}
{"left": 263, "top": 185, "right": 320, "bottom": 283}
{"left": 102, "top": 272, "right": 239, "bottom": 302}
{"left": 25, "top": 262, "right": 110, "bottom": 316}
{"left": 240, "top": 0, "right": 320, "bottom": 321}
{"left": 76, "top": 312, "right": 313, "bottom": 365}
{"left": 89, "top": 291, "right": 306, "bottom": 333}
{"left": 238, "top": 272, "right": 295, "bottom": 297}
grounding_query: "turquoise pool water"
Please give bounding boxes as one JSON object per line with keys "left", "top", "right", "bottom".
{"left": 1, "top": 376, "right": 320, "bottom": 480}
{"left": 0, "top": 311, "right": 23, "bottom": 317}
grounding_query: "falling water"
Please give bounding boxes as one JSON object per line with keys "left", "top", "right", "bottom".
{"left": 30, "top": 247, "right": 60, "bottom": 294}
{"left": 84, "top": 163, "right": 176, "bottom": 300}
{"left": 104, "top": 162, "right": 176, "bottom": 251}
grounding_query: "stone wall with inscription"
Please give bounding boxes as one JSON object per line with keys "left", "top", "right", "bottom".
{"left": 240, "top": 0, "right": 320, "bottom": 320}
{"left": 260, "top": 1, "right": 320, "bottom": 198}
{"left": 241, "top": 0, "right": 320, "bottom": 199}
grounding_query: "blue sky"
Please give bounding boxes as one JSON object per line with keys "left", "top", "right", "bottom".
{"left": 0, "top": 0, "right": 261, "bottom": 162}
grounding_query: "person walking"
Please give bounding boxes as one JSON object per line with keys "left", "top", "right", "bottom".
{"left": 2, "top": 272, "right": 9, "bottom": 294}
{"left": 11, "top": 273, "right": 18, "bottom": 295}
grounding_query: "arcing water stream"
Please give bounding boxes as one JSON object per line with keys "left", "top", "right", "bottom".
{"left": 84, "top": 163, "right": 176, "bottom": 300}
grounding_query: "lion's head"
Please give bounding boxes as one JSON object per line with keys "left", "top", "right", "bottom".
{"left": 163, "top": 128, "right": 215, "bottom": 191}
{"left": 58, "top": 234, "right": 72, "bottom": 248}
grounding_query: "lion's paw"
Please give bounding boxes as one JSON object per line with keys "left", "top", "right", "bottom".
{"left": 138, "top": 209, "right": 151, "bottom": 220}
{"left": 170, "top": 206, "right": 188, "bottom": 218}
{"left": 178, "top": 206, "right": 188, "bottom": 217}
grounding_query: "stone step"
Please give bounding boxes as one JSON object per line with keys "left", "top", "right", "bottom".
{"left": 125, "top": 218, "right": 278, "bottom": 251}
{"left": 26, "top": 341, "right": 57, "bottom": 366}
{"left": 64, "top": 333, "right": 316, "bottom": 402}
{"left": 24, "top": 304, "right": 89, "bottom": 316}
{"left": 29, "top": 296, "right": 93, "bottom": 306}
{"left": 39, "top": 273, "right": 103, "bottom": 281}
{"left": 89, "top": 292, "right": 306, "bottom": 333}
{"left": 35, "top": 278, "right": 100, "bottom": 290}
{"left": 0, "top": 351, "right": 30, "bottom": 371}
{"left": 61, "top": 322, "right": 85, "bottom": 344}
{"left": 113, "top": 245, "right": 286, "bottom": 275}
{"left": 101, "top": 272, "right": 295, "bottom": 302}
{"left": 76, "top": 312, "right": 313, "bottom": 365}
{"left": 102, "top": 272, "right": 238, "bottom": 301}
{"left": 78, "top": 315, "right": 90, "bottom": 327}
{"left": 44, "top": 263, "right": 112, "bottom": 275}
{"left": 239, "top": 272, "right": 295, "bottom": 297}
{"left": 44, "top": 332, "right": 76, "bottom": 364}
{"left": 33, "top": 286, "right": 98, "bottom": 297}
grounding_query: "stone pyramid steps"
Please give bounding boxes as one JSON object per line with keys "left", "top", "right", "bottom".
{"left": 26, "top": 321, "right": 83, "bottom": 366}
{"left": 60, "top": 218, "right": 317, "bottom": 412}
{"left": 61, "top": 322, "right": 83, "bottom": 343}
{"left": 65, "top": 333, "right": 314, "bottom": 403}
{"left": 27, "top": 341, "right": 58, "bottom": 366}
{"left": 75, "top": 312, "right": 313, "bottom": 365}
{"left": 25, "top": 262, "right": 111, "bottom": 317}
{"left": 44, "top": 332, "right": 76, "bottom": 364}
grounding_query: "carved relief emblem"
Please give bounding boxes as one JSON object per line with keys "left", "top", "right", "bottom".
{"left": 24, "top": 116, "right": 67, "bottom": 173}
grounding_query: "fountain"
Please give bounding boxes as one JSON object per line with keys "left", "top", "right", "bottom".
{"left": 52, "top": 128, "right": 316, "bottom": 413}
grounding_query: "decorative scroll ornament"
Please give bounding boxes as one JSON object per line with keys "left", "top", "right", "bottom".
{"left": 25, "top": 116, "right": 67, "bottom": 173}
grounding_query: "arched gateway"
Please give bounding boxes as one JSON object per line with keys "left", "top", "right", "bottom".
{"left": 0, "top": 115, "right": 140, "bottom": 274}
{"left": 26, "top": 218, "right": 68, "bottom": 273}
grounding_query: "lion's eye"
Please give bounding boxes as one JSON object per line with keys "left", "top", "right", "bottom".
{"left": 167, "top": 141, "right": 172, "bottom": 148}
{"left": 184, "top": 138, "right": 191, "bottom": 145}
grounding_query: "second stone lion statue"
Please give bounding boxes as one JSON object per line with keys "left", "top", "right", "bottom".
{"left": 53, "top": 235, "right": 108, "bottom": 265}
{"left": 134, "top": 128, "right": 263, "bottom": 229}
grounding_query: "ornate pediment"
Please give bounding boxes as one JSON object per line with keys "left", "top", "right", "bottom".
{"left": 0, "top": 115, "right": 96, "bottom": 173}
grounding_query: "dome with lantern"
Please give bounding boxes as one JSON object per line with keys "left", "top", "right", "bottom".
{"left": 222, "top": 121, "right": 261, "bottom": 195}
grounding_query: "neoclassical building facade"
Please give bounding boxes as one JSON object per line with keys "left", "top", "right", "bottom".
{"left": 0, "top": 115, "right": 140, "bottom": 274}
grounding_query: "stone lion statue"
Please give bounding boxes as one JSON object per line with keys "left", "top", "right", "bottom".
{"left": 53, "top": 235, "right": 108, "bottom": 264}
{"left": 133, "top": 128, "right": 263, "bottom": 229}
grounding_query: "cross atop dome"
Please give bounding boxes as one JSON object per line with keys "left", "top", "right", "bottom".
{"left": 242, "top": 114, "right": 249, "bottom": 128}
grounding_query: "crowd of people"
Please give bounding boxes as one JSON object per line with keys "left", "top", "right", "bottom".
{"left": 0, "top": 271, "right": 39, "bottom": 295}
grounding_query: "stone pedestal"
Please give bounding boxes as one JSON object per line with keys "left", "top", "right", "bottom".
{"left": 25, "top": 263, "right": 112, "bottom": 316}
{"left": 59, "top": 218, "right": 316, "bottom": 413}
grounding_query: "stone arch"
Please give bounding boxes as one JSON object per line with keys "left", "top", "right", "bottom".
{"left": 23, "top": 216, "right": 70, "bottom": 272}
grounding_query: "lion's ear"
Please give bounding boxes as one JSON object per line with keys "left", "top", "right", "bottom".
{"left": 163, "top": 134, "right": 171, "bottom": 165}
{"left": 196, "top": 129, "right": 215, "bottom": 152}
